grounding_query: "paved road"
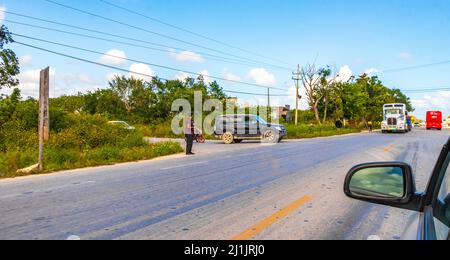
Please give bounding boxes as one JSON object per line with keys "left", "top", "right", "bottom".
{"left": 0, "top": 129, "right": 448, "bottom": 240}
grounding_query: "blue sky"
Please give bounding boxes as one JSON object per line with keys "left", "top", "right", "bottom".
{"left": 1, "top": 0, "right": 450, "bottom": 119}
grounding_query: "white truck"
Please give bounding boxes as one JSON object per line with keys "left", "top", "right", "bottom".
{"left": 381, "top": 103, "right": 411, "bottom": 134}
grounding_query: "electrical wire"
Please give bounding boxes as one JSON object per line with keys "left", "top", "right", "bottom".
{"left": 12, "top": 34, "right": 288, "bottom": 91}
{"left": 43, "top": 0, "right": 294, "bottom": 71}
{"left": 98, "top": 0, "right": 294, "bottom": 67}
{"left": 3, "top": 15, "right": 290, "bottom": 70}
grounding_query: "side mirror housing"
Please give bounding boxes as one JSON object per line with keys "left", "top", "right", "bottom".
{"left": 344, "top": 162, "right": 421, "bottom": 211}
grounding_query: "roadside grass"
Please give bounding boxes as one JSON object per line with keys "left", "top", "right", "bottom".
{"left": 284, "top": 124, "right": 361, "bottom": 139}
{"left": 0, "top": 142, "right": 183, "bottom": 179}
{"left": 0, "top": 113, "right": 183, "bottom": 179}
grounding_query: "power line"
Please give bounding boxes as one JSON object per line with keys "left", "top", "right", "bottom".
{"left": 12, "top": 37, "right": 288, "bottom": 91}
{"left": 14, "top": 40, "right": 287, "bottom": 98}
{"left": 98, "top": 0, "right": 294, "bottom": 67}
{"left": 381, "top": 60, "right": 450, "bottom": 74}
{"left": 3, "top": 13, "right": 291, "bottom": 70}
{"left": 223, "top": 90, "right": 289, "bottom": 97}
{"left": 43, "top": 0, "right": 293, "bottom": 71}
{"left": 5, "top": 19, "right": 276, "bottom": 69}
{"left": 401, "top": 88, "right": 450, "bottom": 93}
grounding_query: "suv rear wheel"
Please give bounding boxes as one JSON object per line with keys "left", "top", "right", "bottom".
{"left": 263, "top": 130, "right": 279, "bottom": 143}
{"left": 222, "top": 133, "right": 234, "bottom": 144}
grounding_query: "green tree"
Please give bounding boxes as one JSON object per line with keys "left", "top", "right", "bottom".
{"left": 0, "top": 88, "right": 21, "bottom": 126}
{"left": 207, "top": 81, "right": 227, "bottom": 101}
{"left": 0, "top": 25, "right": 20, "bottom": 89}
{"left": 50, "top": 94, "right": 85, "bottom": 113}
{"left": 389, "top": 88, "right": 414, "bottom": 112}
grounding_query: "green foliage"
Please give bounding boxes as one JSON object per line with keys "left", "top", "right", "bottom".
{"left": 0, "top": 90, "right": 183, "bottom": 178}
{"left": 0, "top": 88, "right": 21, "bottom": 125}
{"left": 285, "top": 123, "right": 361, "bottom": 139}
{"left": 317, "top": 74, "right": 413, "bottom": 124}
{"left": 0, "top": 25, "right": 20, "bottom": 89}
{"left": 77, "top": 76, "right": 228, "bottom": 124}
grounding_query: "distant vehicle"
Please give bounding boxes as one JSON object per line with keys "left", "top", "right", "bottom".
{"left": 214, "top": 114, "right": 286, "bottom": 144}
{"left": 108, "top": 121, "right": 136, "bottom": 131}
{"left": 381, "top": 104, "right": 410, "bottom": 133}
{"left": 414, "top": 122, "right": 421, "bottom": 128}
{"left": 427, "top": 111, "right": 443, "bottom": 130}
{"left": 344, "top": 137, "right": 450, "bottom": 240}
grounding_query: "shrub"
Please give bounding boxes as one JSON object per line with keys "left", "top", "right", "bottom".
{"left": 285, "top": 123, "right": 361, "bottom": 139}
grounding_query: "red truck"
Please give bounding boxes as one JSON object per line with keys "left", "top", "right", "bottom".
{"left": 426, "top": 111, "right": 442, "bottom": 130}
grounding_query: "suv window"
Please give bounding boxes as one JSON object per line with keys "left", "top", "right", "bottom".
{"left": 435, "top": 151, "right": 450, "bottom": 240}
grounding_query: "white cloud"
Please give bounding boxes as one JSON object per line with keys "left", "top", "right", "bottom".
{"left": 128, "top": 63, "right": 155, "bottom": 81}
{"left": 411, "top": 91, "right": 450, "bottom": 119}
{"left": 0, "top": 6, "right": 6, "bottom": 25}
{"left": 336, "top": 65, "right": 353, "bottom": 83}
{"left": 61, "top": 74, "right": 98, "bottom": 86}
{"left": 223, "top": 68, "right": 241, "bottom": 82}
{"left": 198, "top": 70, "right": 213, "bottom": 84}
{"left": 19, "top": 68, "right": 56, "bottom": 85}
{"left": 235, "top": 84, "right": 308, "bottom": 111}
{"left": 10, "top": 68, "right": 102, "bottom": 98}
{"left": 19, "top": 55, "right": 33, "bottom": 67}
{"left": 106, "top": 72, "right": 121, "bottom": 82}
{"left": 364, "top": 67, "right": 379, "bottom": 75}
{"left": 169, "top": 49, "right": 204, "bottom": 63}
{"left": 175, "top": 72, "right": 190, "bottom": 82}
{"left": 247, "top": 68, "right": 277, "bottom": 86}
{"left": 99, "top": 49, "right": 128, "bottom": 65}
{"left": 399, "top": 52, "right": 413, "bottom": 61}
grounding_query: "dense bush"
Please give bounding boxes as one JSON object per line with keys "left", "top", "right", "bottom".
{"left": 0, "top": 112, "right": 183, "bottom": 178}
{"left": 285, "top": 123, "right": 361, "bottom": 139}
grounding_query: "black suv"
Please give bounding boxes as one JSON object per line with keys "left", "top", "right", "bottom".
{"left": 344, "top": 137, "right": 450, "bottom": 240}
{"left": 214, "top": 114, "right": 286, "bottom": 144}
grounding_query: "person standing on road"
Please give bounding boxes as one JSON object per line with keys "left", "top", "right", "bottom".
{"left": 185, "top": 116, "right": 195, "bottom": 155}
{"left": 368, "top": 121, "right": 373, "bottom": 132}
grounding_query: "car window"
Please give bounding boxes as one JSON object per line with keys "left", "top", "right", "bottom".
{"left": 435, "top": 151, "right": 450, "bottom": 240}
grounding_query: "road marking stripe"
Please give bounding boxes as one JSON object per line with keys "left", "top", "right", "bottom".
{"left": 232, "top": 195, "right": 313, "bottom": 240}
{"left": 161, "top": 161, "right": 208, "bottom": 171}
{"left": 384, "top": 144, "right": 395, "bottom": 153}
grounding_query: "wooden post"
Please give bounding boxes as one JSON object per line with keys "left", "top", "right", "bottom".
{"left": 38, "top": 67, "right": 50, "bottom": 172}
{"left": 293, "top": 64, "right": 301, "bottom": 125}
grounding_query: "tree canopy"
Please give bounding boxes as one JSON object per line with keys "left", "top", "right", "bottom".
{"left": 0, "top": 25, "right": 20, "bottom": 89}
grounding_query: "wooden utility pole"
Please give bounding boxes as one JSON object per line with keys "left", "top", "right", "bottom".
{"left": 267, "top": 88, "right": 271, "bottom": 123}
{"left": 38, "top": 67, "right": 50, "bottom": 172}
{"left": 292, "top": 64, "right": 302, "bottom": 125}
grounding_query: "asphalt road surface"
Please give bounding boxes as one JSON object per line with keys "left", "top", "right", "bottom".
{"left": 0, "top": 129, "right": 448, "bottom": 240}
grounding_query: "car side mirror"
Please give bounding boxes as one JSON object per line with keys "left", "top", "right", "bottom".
{"left": 344, "top": 162, "right": 418, "bottom": 208}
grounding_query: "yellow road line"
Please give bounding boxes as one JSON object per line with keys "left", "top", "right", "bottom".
{"left": 232, "top": 195, "right": 313, "bottom": 240}
{"left": 384, "top": 144, "right": 395, "bottom": 153}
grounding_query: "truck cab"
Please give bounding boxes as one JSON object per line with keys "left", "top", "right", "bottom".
{"left": 381, "top": 104, "right": 410, "bottom": 134}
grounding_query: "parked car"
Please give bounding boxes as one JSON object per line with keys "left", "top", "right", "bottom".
{"left": 344, "top": 137, "right": 450, "bottom": 240}
{"left": 108, "top": 121, "right": 136, "bottom": 131}
{"left": 214, "top": 114, "right": 286, "bottom": 144}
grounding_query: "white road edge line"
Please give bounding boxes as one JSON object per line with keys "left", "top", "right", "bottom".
{"left": 161, "top": 161, "right": 209, "bottom": 171}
